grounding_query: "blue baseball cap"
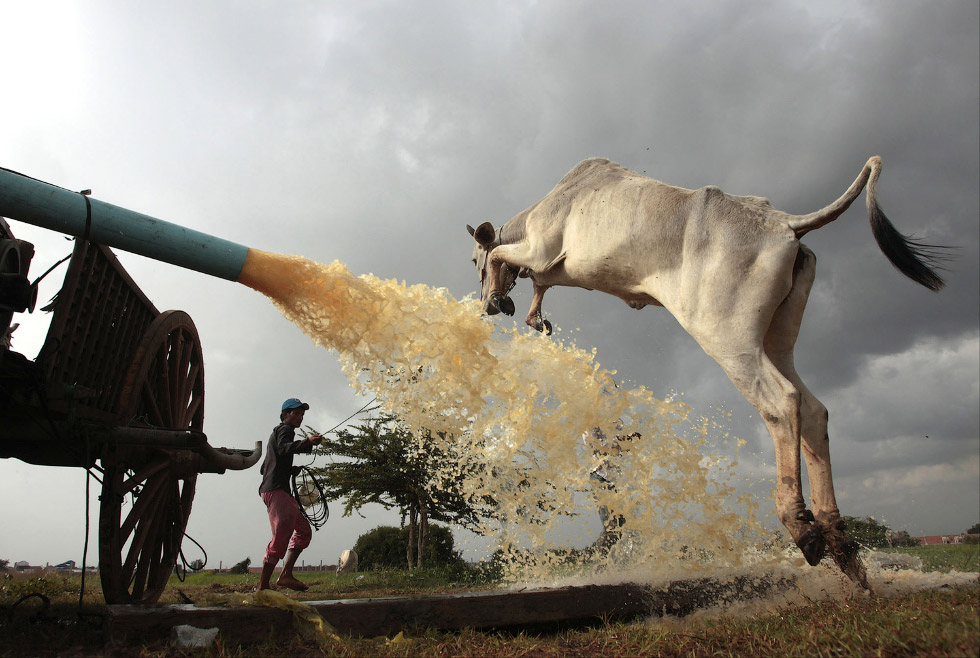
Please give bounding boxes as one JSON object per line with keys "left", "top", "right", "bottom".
{"left": 281, "top": 398, "right": 310, "bottom": 412}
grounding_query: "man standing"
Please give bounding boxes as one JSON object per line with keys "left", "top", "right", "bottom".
{"left": 258, "top": 398, "right": 323, "bottom": 591}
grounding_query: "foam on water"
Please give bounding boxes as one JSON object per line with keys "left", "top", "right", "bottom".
{"left": 637, "top": 559, "right": 979, "bottom": 628}
{"left": 238, "top": 249, "right": 977, "bottom": 603}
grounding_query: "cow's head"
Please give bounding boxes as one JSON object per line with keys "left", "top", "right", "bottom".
{"left": 467, "top": 222, "right": 518, "bottom": 316}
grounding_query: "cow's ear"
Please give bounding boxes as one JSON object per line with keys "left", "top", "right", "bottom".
{"left": 472, "top": 221, "right": 496, "bottom": 246}
{"left": 466, "top": 224, "right": 475, "bottom": 236}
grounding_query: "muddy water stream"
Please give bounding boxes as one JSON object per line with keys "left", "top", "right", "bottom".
{"left": 239, "top": 249, "right": 975, "bottom": 611}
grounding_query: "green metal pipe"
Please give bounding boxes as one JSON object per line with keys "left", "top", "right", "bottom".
{"left": 0, "top": 167, "right": 250, "bottom": 282}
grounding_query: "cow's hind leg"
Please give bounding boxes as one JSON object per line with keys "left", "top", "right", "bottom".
{"left": 688, "top": 313, "right": 823, "bottom": 566}
{"left": 682, "top": 247, "right": 826, "bottom": 567}
{"left": 708, "top": 349, "right": 825, "bottom": 565}
{"left": 764, "top": 246, "right": 868, "bottom": 588}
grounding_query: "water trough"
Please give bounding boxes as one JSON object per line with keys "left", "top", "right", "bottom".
{"left": 106, "top": 574, "right": 795, "bottom": 645}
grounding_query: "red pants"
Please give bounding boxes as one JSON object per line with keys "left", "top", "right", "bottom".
{"left": 260, "top": 488, "right": 312, "bottom": 565}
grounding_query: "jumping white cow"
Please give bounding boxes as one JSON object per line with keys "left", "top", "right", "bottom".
{"left": 467, "top": 157, "right": 945, "bottom": 587}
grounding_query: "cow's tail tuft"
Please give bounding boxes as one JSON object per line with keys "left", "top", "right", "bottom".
{"left": 790, "top": 156, "right": 948, "bottom": 292}
{"left": 868, "top": 193, "right": 948, "bottom": 292}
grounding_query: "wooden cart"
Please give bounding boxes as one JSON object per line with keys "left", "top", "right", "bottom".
{"left": 1, "top": 229, "right": 260, "bottom": 605}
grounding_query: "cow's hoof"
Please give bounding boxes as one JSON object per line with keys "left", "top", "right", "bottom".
{"left": 486, "top": 292, "right": 511, "bottom": 316}
{"left": 833, "top": 544, "right": 871, "bottom": 591}
{"left": 531, "top": 316, "right": 553, "bottom": 335}
{"left": 828, "top": 534, "right": 871, "bottom": 591}
{"left": 796, "top": 526, "right": 826, "bottom": 566}
{"left": 483, "top": 298, "right": 501, "bottom": 316}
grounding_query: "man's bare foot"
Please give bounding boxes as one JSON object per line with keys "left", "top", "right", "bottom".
{"left": 276, "top": 577, "right": 308, "bottom": 591}
{"left": 256, "top": 583, "right": 276, "bottom": 592}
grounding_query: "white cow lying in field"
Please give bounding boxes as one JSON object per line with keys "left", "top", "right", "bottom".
{"left": 467, "top": 157, "right": 945, "bottom": 587}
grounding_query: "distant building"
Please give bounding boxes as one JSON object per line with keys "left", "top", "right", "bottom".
{"left": 14, "top": 561, "right": 32, "bottom": 570}
{"left": 914, "top": 534, "right": 976, "bottom": 545}
{"left": 54, "top": 560, "right": 76, "bottom": 571}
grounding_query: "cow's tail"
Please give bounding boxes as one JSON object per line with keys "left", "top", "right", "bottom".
{"left": 788, "top": 156, "right": 947, "bottom": 291}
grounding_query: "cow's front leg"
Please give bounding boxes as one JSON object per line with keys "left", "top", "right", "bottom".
{"left": 485, "top": 249, "right": 516, "bottom": 316}
{"left": 525, "top": 282, "right": 553, "bottom": 335}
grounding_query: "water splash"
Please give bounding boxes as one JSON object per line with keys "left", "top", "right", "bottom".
{"left": 239, "top": 248, "right": 780, "bottom": 582}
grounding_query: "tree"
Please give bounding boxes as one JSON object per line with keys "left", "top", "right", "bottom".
{"left": 966, "top": 523, "right": 980, "bottom": 535}
{"left": 886, "top": 530, "right": 920, "bottom": 547}
{"left": 842, "top": 516, "right": 889, "bottom": 548}
{"left": 0, "top": 558, "right": 8, "bottom": 572}
{"left": 228, "top": 557, "right": 251, "bottom": 574}
{"left": 353, "top": 526, "right": 405, "bottom": 569}
{"left": 188, "top": 558, "right": 205, "bottom": 572}
{"left": 354, "top": 524, "right": 461, "bottom": 570}
{"left": 310, "top": 414, "right": 494, "bottom": 569}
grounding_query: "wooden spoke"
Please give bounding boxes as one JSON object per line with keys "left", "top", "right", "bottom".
{"left": 122, "top": 474, "right": 170, "bottom": 584}
{"left": 119, "top": 466, "right": 168, "bottom": 550}
{"left": 119, "top": 459, "right": 169, "bottom": 497}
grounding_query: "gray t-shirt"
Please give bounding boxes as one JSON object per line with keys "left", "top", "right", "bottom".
{"left": 258, "top": 422, "right": 313, "bottom": 494}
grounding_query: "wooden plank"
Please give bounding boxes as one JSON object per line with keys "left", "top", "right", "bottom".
{"left": 106, "top": 574, "right": 794, "bottom": 645}
{"left": 311, "top": 582, "right": 653, "bottom": 637}
{"left": 108, "top": 604, "right": 292, "bottom": 645}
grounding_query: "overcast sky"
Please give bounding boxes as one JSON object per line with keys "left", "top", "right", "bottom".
{"left": 1, "top": 1, "right": 977, "bottom": 571}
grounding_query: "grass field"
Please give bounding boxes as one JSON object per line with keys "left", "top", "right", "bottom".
{"left": 1, "top": 546, "right": 977, "bottom": 657}
{"left": 881, "top": 543, "right": 980, "bottom": 574}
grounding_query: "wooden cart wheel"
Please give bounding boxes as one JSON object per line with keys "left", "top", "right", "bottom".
{"left": 99, "top": 311, "right": 204, "bottom": 605}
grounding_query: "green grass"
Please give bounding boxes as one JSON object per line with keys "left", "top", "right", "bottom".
{"left": 880, "top": 543, "right": 980, "bottom": 574}
{"left": 1, "top": 561, "right": 978, "bottom": 657}
{"left": 155, "top": 563, "right": 494, "bottom": 606}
